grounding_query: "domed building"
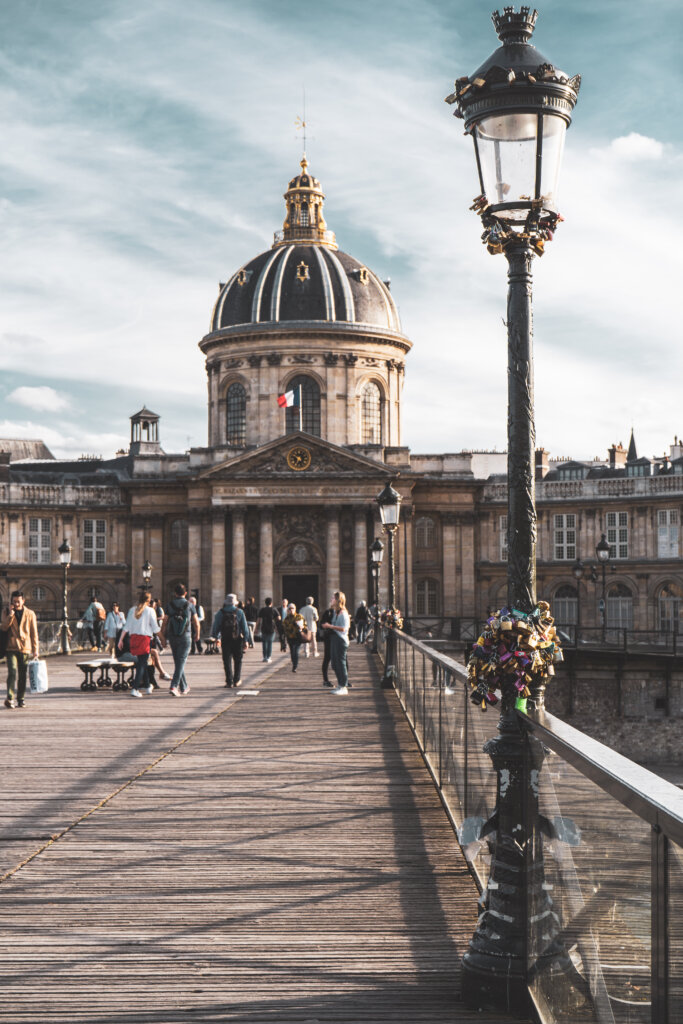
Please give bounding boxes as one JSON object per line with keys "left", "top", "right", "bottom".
{"left": 200, "top": 157, "right": 411, "bottom": 451}
{"left": 6, "top": 159, "right": 679, "bottom": 654}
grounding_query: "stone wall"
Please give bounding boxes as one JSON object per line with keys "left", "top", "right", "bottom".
{"left": 546, "top": 651, "right": 683, "bottom": 765}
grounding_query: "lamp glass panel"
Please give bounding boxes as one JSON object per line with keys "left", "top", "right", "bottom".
{"left": 475, "top": 112, "right": 538, "bottom": 212}
{"left": 539, "top": 115, "right": 566, "bottom": 212}
{"left": 380, "top": 504, "right": 400, "bottom": 527}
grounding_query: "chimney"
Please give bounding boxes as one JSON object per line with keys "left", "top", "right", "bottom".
{"left": 535, "top": 448, "right": 549, "bottom": 480}
{"left": 608, "top": 443, "right": 627, "bottom": 469}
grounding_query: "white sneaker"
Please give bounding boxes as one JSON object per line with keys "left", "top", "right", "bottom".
{"left": 331, "top": 686, "right": 348, "bottom": 695}
{"left": 267, "top": 658, "right": 272, "bottom": 663}
{"left": 169, "top": 687, "right": 181, "bottom": 697}
{"left": 130, "top": 689, "right": 142, "bottom": 698}
{"left": 143, "top": 686, "right": 153, "bottom": 694}
{"left": 314, "top": 653, "right": 320, "bottom": 658}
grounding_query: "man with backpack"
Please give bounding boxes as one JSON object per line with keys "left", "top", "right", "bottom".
{"left": 211, "top": 593, "right": 249, "bottom": 687}
{"left": 255, "top": 597, "right": 280, "bottom": 663}
{"left": 159, "top": 583, "right": 199, "bottom": 696}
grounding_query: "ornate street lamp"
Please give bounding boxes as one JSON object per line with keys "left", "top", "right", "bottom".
{"left": 596, "top": 532, "right": 611, "bottom": 641}
{"left": 572, "top": 558, "right": 584, "bottom": 642}
{"left": 141, "top": 560, "right": 153, "bottom": 589}
{"left": 58, "top": 539, "right": 72, "bottom": 655}
{"left": 447, "top": 9, "right": 581, "bottom": 1015}
{"left": 447, "top": 6, "right": 580, "bottom": 613}
{"left": 370, "top": 538, "right": 384, "bottom": 654}
{"left": 376, "top": 482, "right": 402, "bottom": 687}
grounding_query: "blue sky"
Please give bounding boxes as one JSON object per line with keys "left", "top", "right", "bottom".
{"left": 1, "top": 0, "right": 682, "bottom": 461}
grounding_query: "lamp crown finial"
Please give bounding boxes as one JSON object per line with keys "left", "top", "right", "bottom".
{"left": 491, "top": 6, "right": 539, "bottom": 43}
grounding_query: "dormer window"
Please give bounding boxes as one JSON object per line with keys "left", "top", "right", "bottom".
{"left": 296, "top": 261, "right": 310, "bottom": 282}
{"left": 359, "top": 266, "right": 369, "bottom": 285}
{"left": 557, "top": 465, "right": 585, "bottom": 481}
{"left": 236, "top": 269, "right": 252, "bottom": 287}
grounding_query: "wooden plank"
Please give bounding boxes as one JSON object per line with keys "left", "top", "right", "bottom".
{"left": 0, "top": 646, "right": 519, "bottom": 1022}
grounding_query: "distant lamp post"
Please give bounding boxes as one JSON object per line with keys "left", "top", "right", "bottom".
{"left": 370, "top": 538, "right": 384, "bottom": 654}
{"left": 596, "top": 533, "right": 611, "bottom": 641}
{"left": 141, "top": 560, "right": 153, "bottom": 589}
{"left": 58, "top": 539, "right": 72, "bottom": 655}
{"left": 572, "top": 558, "right": 584, "bottom": 642}
{"left": 376, "top": 482, "right": 402, "bottom": 688}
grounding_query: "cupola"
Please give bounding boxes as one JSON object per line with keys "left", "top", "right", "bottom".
{"left": 274, "top": 155, "right": 337, "bottom": 249}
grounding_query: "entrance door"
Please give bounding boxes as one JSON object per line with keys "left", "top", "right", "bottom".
{"left": 281, "top": 575, "right": 319, "bottom": 612}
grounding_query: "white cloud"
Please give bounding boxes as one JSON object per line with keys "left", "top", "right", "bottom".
{"left": 603, "top": 132, "right": 664, "bottom": 162}
{"left": 0, "top": 419, "right": 122, "bottom": 460}
{"left": 7, "top": 386, "right": 70, "bottom": 413}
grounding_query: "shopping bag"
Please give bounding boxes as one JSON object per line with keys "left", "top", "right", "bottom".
{"left": 29, "top": 658, "right": 49, "bottom": 693}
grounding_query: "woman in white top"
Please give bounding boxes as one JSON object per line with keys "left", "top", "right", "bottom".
{"left": 322, "top": 590, "right": 351, "bottom": 695}
{"left": 118, "top": 591, "right": 160, "bottom": 698}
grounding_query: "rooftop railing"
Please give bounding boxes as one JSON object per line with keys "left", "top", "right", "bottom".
{"left": 376, "top": 623, "right": 683, "bottom": 1023}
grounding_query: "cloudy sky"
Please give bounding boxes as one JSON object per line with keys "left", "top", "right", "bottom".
{"left": 1, "top": 0, "right": 681, "bottom": 462}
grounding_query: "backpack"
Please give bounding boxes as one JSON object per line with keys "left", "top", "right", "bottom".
{"left": 219, "top": 607, "right": 241, "bottom": 641}
{"left": 168, "top": 599, "right": 190, "bottom": 637}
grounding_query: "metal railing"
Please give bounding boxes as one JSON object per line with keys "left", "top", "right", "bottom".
{"left": 376, "top": 621, "right": 683, "bottom": 1023}
{"left": 558, "top": 625, "right": 680, "bottom": 656}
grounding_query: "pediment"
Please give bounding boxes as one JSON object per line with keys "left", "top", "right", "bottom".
{"left": 200, "top": 433, "right": 393, "bottom": 481}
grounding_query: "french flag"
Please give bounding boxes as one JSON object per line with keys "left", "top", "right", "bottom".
{"left": 277, "top": 388, "right": 300, "bottom": 408}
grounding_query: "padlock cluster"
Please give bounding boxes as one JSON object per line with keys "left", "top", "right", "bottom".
{"left": 467, "top": 601, "right": 563, "bottom": 712}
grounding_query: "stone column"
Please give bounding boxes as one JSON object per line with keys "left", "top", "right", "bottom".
{"left": 148, "top": 520, "right": 163, "bottom": 596}
{"left": 188, "top": 518, "right": 202, "bottom": 595}
{"left": 211, "top": 514, "right": 226, "bottom": 614}
{"left": 259, "top": 510, "right": 274, "bottom": 604}
{"left": 459, "top": 513, "right": 476, "bottom": 620}
{"left": 326, "top": 511, "right": 340, "bottom": 602}
{"left": 353, "top": 508, "right": 368, "bottom": 607}
{"left": 130, "top": 523, "right": 145, "bottom": 595}
{"left": 231, "top": 508, "right": 246, "bottom": 599}
{"left": 402, "top": 507, "right": 413, "bottom": 617}
{"left": 442, "top": 513, "right": 458, "bottom": 617}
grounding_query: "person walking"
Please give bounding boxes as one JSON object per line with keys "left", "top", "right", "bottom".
{"left": 283, "top": 603, "right": 306, "bottom": 673}
{"left": 354, "top": 600, "right": 369, "bottom": 644}
{"left": 81, "top": 601, "right": 97, "bottom": 651}
{"left": 323, "top": 591, "right": 351, "bottom": 695}
{"left": 189, "top": 596, "right": 205, "bottom": 654}
{"left": 300, "top": 596, "right": 319, "bottom": 658}
{"left": 211, "top": 593, "right": 249, "bottom": 687}
{"left": 104, "top": 602, "right": 126, "bottom": 656}
{"left": 278, "top": 597, "right": 289, "bottom": 651}
{"left": 255, "top": 597, "right": 280, "bottom": 663}
{"left": 118, "top": 591, "right": 160, "bottom": 698}
{"left": 1, "top": 591, "right": 39, "bottom": 709}
{"left": 319, "top": 599, "right": 335, "bottom": 687}
{"left": 159, "top": 583, "right": 199, "bottom": 696}
{"left": 244, "top": 597, "right": 258, "bottom": 648}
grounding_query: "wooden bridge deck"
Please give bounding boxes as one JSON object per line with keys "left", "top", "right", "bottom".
{"left": 0, "top": 644, "right": 519, "bottom": 1023}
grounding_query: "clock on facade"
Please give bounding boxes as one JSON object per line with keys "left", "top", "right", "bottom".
{"left": 287, "top": 446, "right": 312, "bottom": 471}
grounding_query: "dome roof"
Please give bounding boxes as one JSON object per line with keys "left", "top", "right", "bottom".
{"left": 209, "top": 158, "right": 402, "bottom": 335}
{"left": 211, "top": 245, "right": 401, "bottom": 333}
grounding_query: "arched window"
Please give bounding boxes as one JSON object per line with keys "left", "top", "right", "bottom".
{"left": 226, "top": 382, "right": 247, "bottom": 445}
{"left": 416, "top": 578, "right": 439, "bottom": 616}
{"left": 554, "top": 584, "right": 578, "bottom": 627}
{"left": 658, "top": 582, "right": 683, "bottom": 634}
{"left": 32, "top": 585, "right": 46, "bottom": 602}
{"left": 170, "top": 519, "right": 189, "bottom": 551}
{"left": 607, "top": 583, "right": 633, "bottom": 630}
{"left": 300, "top": 203, "right": 309, "bottom": 226}
{"left": 415, "top": 516, "right": 436, "bottom": 549}
{"left": 360, "top": 381, "right": 381, "bottom": 444}
{"left": 285, "top": 375, "right": 321, "bottom": 436}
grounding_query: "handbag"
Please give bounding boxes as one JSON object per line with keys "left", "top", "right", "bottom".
{"left": 29, "top": 658, "right": 49, "bottom": 693}
{"left": 129, "top": 633, "right": 151, "bottom": 657}
{"left": 299, "top": 627, "right": 312, "bottom": 644}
